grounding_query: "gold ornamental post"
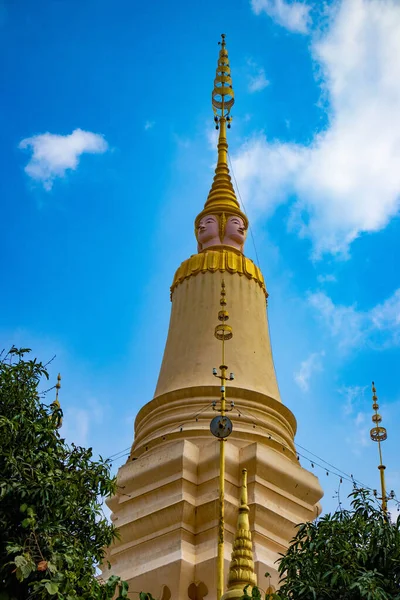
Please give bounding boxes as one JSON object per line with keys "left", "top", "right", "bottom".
{"left": 370, "top": 382, "right": 388, "bottom": 514}
{"left": 50, "top": 373, "right": 63, "bottom": 429}
{"left": 210, "top": 279, "right": 234, "bottom": 600}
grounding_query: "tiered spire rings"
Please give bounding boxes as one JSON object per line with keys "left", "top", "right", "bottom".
{"left": 212, "top": 34, "right": 235, "bottom": 120}
{"left": 370, "top": 382, "right": 388, "bottom": 514}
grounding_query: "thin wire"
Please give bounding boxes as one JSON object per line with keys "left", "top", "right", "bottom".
{"left": 227, "top": 149, "right": 261, "bottom": 269}
{"left": 335, "top": 477, "right": 342, "bottom": 511}
{"left": 108, "top": 402, "right": 215, "bottom": 464}
{"left": 295, "top": 441, "right": 358, "bottom": 481}
{"left": 108, "top": 447, "right": 131, "bottom": 460}
{"left": 235, "top": 403, "right": 372, "bottom": 490}
{"left": 104, "top": 404, "right": 388, "bottom": 499}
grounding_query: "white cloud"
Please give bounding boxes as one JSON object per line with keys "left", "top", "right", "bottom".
{"left": 294, "top": 350, "right": 324, "bottom": 391}
{"left": 339, "top": 385, "right": 366, "bottom": 416}
{"left": 61, "top": 397, "right": 104, "bottom": 447}
{"left": 247, "top": 59, "right": 270, "bottom": 93}
{"left": 19, "top": 128, "right": 108, "bottom": 190}
{"left": 144, "top": 120, "right": 155, "bottom": 130}
{"left": 232, "top": 136, "right": 303, "bottom": 217}
{"left": 251, "top": 0, "right": 311, "bottom": 34}
{"left": 317, "top": 274, "right": 337, "bottom": 284}
{"left": 389, "top": 507, "right": 399, "bottom": 523}
{"left": 207, "top": 126, "right": 219, "bottom": 150}
{"left": 339, "top": 388, "right": 371, "bottom": 452}
{"left": 235, "top": 0, "right": 400, "bottom": 257}
{"left": 309, "top": 288, "right": 400, "bottom": 349}
{"left": 353, "top": 411, "right": 371, "bottom": 450}
{"left": 62, "top": 407, "right": 90, "bottom": 447}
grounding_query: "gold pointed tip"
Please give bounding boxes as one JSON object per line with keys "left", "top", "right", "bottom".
{"left": 240, "top": 469, "right": 248, "bottom": 506}
{"left": 372, "top": 381, "right": 378, "bottom": 404}
{"left": 56, "top": 373, "right": 61, "bottom": 390}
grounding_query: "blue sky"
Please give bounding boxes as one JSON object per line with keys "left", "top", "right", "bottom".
{"left": 2, "top": 0, "right": 400, "bottom": 517}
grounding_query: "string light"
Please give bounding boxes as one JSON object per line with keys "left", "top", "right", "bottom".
{"left": 108, "top": 401, "right": 214, "bottom": 464}
{"left": 105, "top": 402, "right": 400, "bottom": 516}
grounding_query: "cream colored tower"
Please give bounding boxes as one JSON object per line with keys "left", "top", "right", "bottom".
{"left": 106, "top": 36, "right": 323, "bottom": 600}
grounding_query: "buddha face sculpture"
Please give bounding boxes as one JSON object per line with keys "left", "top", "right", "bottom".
{"left": 223, "top": 215, "right": 247, "bottom": 251}
{"left": 197, "top": 213, "right": 247, "bottom": 252}
{"left": 197, "top": 215, "right": 221, "bottom": 251}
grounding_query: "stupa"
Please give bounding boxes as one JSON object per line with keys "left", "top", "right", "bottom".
{"left": 106, "top": 35, "right": 323, "bottom": 600}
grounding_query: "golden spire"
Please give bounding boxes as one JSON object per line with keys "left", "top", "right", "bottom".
{"left": 195, "top": 34, "right": 248, "bottom": 235}
{"left": 223, "top": 469, "right": 257, "bottom": 600}
{"left": 370, "top": 381, "right": 388, "bottom": 514}
{"left": 51, "top": 373, "right": 63, "bottom": 428}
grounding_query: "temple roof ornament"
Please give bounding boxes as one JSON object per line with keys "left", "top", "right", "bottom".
{"left": 222, "top": 469, "right": 257, "bottom": 600}
{"left": 195, "top": 34, "right": 248, "bottom": 253}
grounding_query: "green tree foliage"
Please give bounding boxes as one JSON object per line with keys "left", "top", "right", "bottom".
{"left": 242, "top": 489, "right": 400, "bottom": 600}
{"left": 0, "top": 347, "right": 128, "bottom": 599}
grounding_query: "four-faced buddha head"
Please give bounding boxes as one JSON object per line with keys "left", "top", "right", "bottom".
{"left": 196, "top": 212, "right": 248, "bottom": 253}
{"left": 197, "top": 215, "right": 221, "bottom": 250}
{"left": 223, "top": 215, "right": 247, "bottom": 250}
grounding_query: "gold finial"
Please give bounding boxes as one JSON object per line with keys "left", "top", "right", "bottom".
{"left": 215, "top": 280, "right": 233, "bottom": 344}
{"left": 370, "top": 382, "right": 388, "bottom": 514}
{"left": 51, "top": 373, "right": 63, "bottom": 428}
{"left": 222, "top": 469, "right": 257, "bottom": 600}
{"left": 212, "top": 34, "right": 235, "bottom": 120}
{"left": 195, "top": 35, "right": 248, "bottom": 239}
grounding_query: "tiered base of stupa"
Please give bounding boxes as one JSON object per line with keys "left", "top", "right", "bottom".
{"left": 105, "top": 388, "right": 322, "bottom": 600}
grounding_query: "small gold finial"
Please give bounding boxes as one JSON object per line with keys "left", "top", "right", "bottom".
{"left": 222, "top": 469, "right": 257, "bottom": 600}
{"left": 51, "top": 373, "right": 63, "bottom": 428}
{"left": 55, "top": 373, "right": 61, "bottom": 395}
{"left": 195, "top": 35, "right": 248, "bottom": 239}
{"left": 370, "top": 381, "right": 388, "bottom": 514}
{"left": 215, "top": 280, "right": 233, "bottom": 343}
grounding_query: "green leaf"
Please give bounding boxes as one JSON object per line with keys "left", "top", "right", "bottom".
{"left": 21, "top": 518, "right": 31, "bottom": 528}
{"left": 47, "top": 562, "right": 57, "bottom": 574}
{"left": 14, "top": 555, "right": 34, "bottom": 581}
{"left": 44, "top": 581, "right": 59, "bottom": 595}
{"left": 118, "top": 580, "right": 129, "bottom": 598}
{"left": 6, "top": 543, "right": 22, "bottom": 555}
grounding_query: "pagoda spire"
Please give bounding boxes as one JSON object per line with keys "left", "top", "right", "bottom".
{"left": 370, "top": 382, "right": 388, "bottom": 514}
{"left": 222, "top": 469, "right": 257, "bottom": 600}
{"left": 195, "top": 34, "right": 248, "bottom": 235}
{"left": 50, "top": 373, "right": 62, "bottom": 428}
